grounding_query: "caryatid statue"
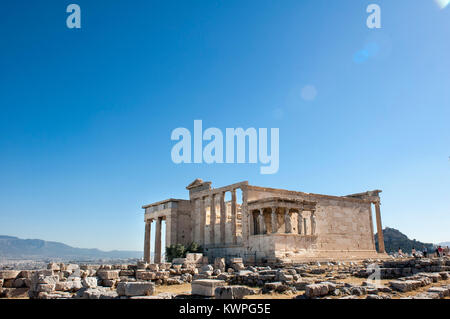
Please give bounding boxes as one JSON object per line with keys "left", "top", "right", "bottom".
{"left": 310, "top": 211, "right": 316, "bottom": 235}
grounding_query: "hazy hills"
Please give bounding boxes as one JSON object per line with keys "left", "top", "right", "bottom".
{"left": 375, "top": 227, "right": 436, "bottom": 254}
{"left": 1, "top": 229, "right": 447, "bottom": 261}
{"left": 0, "top": 235, "right": 142, "bottom": 261}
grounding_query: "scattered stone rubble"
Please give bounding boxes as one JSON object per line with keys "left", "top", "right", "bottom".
{"left": 0, "top": 256, "right": 449, "bottom": 299}
{"left": 356, "top": 258, "right": 450, "bottom": 279}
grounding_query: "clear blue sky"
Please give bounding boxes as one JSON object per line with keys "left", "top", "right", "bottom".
{"left": 0, "top": 0, "right": 449, "bottom": 251}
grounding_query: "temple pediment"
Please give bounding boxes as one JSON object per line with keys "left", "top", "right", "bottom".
{"left": 186, "top": 178, "right": 212, "bottom": 194}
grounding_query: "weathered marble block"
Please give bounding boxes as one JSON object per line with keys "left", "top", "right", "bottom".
{"left": 117, "top": 282, "right": 155, "bottom": 297}
{"left": 191, "top": 279, "right": 226, "bottom": 297}
{"left": 97, "top": 270, "right": 120, "bottom": 280}
{"left": 135, "top": 270, "right": 156, "bottom": 281}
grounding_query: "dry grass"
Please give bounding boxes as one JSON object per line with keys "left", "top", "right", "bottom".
{"left": 245, "top": 290, "right": 303, "bottom": 299}
{"left": 337, "top": 276, "right": 392, "bottom": 287}
{"left": 154, "top": 283, "right": 192, "bottom": 295}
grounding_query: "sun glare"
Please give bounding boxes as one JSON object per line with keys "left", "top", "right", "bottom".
{"left": 435, "top": 0, "right": 450, "bottom": 9}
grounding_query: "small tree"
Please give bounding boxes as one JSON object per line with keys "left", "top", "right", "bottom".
{"left": 185, "top": 242, "right": 203, "bottom": 255}
{"left": 165, "top": 242, "right": 203, "bottom": 262}
{"left": 165, "top": 244, "right": 185, "bottom": 262}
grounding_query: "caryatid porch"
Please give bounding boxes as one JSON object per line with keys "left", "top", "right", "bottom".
{"left": 248, "top": 197, "right": 317, "bottom": 236}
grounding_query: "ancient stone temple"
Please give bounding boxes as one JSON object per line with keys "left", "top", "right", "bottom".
{"left": 142, "top": 179, "right": 386, "bottom": 264}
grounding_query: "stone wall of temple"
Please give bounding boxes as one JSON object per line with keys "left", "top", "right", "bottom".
{"left": 245, "top": 186, "right": 379, "bottom": 262}
{"left": 142, "top": 180, "right": 385, "bottom": 264}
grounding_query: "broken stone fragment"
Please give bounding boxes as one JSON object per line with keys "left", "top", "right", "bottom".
{"left": 214, "top": 285, "right": 255, "bottom": 299}
{"left": 55, "top": 280, "right": 82, "bottom": 292}
{"left": 439, "top": 272, "right": 449, "bottom": 280}
{"left": 166, "top": 277, "right": 184, "bottom": 285}
{"left": 408, "top": 292, "right": 440, "bottom": 299}
{"left": 305, "top": 283, "right": 331, "bottom": 298}
{"left": 214, "top": 258, "right": 226, "bottom": 272}
{"left": 191, "top": 279, "right": 225, "bottom": 297}
{"left": 0, "top": 270, "right": 20, "bottom": 280}
{"left": 96, "top": 270, "right": 120, "bottom": 280}
{"left": 82, "top": 277, "right": 98, "bottom": 288}
{"left": 201, "top": 264, "right": 214, "bottom": 273}
{"left": 350, "top": 286, "right": 366, "bottom": 296}
{"left": 427, "top": 286, "right": 450, "bottom": 298}
{"left": 135, "top": 270, "right": 156, "bottom": 281}
{"left": 148, "top": 264, "right": 159, "bottom": 271}
{"left": 116, "top": 282, "right": 155, "bottom": 297}
{"left": 47, "top": 263, "right": 60, "bottom": 271}
{"left": 78, "top": 287, "right": 119, "bottom": 299}
{"left": 36, "top": 283, "right": 56, "bottom": 293}
{"left": 101, "top": 279, "right": 117, "bottom": 287}
{"left": 160, "top": 263, "right": 172, "bottom": 270}
{"left": 389, "top": 280, "right": 422, "bottom": 292}
{"left": 262, "top": 281, "right": 289, "bottom": 294}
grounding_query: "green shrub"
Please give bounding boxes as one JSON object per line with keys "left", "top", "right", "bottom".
{"left": 165, "top": 242, "right": 203, "bottom": 262}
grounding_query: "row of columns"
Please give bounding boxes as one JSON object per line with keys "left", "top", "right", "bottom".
{"left": 194, "top": 188, "right": 239, "bottom": 246}
{"left": 252, "top": 207, "right": 316, "bottom": 236}
{"left": 143, "top": 217, "right": 164, "bottom": 264}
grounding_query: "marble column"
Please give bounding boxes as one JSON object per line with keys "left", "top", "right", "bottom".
{"left": 284, "top": 208, "right": 292, "bottom": 233}
{"left": 220, "top": 192, "right": 226, "bottom": 244}
{"left": 192, "top": 199, "right": 198, "bottom": 243}
{"left": 303, "top": 218, "right": 308, "bottom": 235}
{"left": 271, "top": 207, "right": 278, "bottom": 234}
{"left": 144, "top": 219, "right": 152, "bottom": 263}
{"left": 259, "top": 208, "right": 266, "bottom": 234}
{"left": 165, "top": 215, "right": 172, "bottom": 248}
{"left": 368, "top": 204, "right": 376, "bottom": 248}
{"left": 297, "top": 211, "right": 303, "bottom": 235}
{"left": 252, "top": 211, "right": 258, "bottom": 235}
{"left": 241, "top": 187, "right": 248, "bottom": 244}
{"left": 231, "top": 189, "right": 237, "bottom": 244}
{"left": 374, "top": 202, "right": 385, "bottom": 253}
{"left": 210, "top": 194, "right": 216, "bottom": 245}
{"left": 200, "top": 197, "right": 206, "bottom": 245}
{"left": 154, "top": 217, "right": 162, "bottom": 264}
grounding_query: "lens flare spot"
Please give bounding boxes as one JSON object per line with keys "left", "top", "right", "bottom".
{"left": 435, "top": 0, "right": 450, "bottom": 9}
{"left": 364, "top": 42, "right": 380, "bottom": 58}
{"left": 301, "top": 85, "right": 318, "bottom": 101}
{"left": 353, "top": 50, "right": 370, "bottom": 64}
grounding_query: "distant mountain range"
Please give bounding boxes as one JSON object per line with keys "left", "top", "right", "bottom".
{"left": 1, "top": 230, "right": 446, "bottom": 261}
{"left": 0, "top": 235, "right": 142, "bottom": 261}
{"left": 439, "top": 242, "right": 450, "bottom": 247}
{"left": 375, "top": 227, "right": 437, "bottom": 254}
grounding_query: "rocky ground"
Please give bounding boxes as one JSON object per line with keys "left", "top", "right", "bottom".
{"left": 0, "top": 254, "right": 449, "bottom": 300}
